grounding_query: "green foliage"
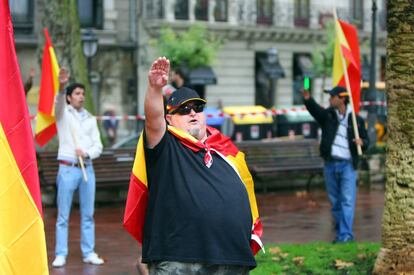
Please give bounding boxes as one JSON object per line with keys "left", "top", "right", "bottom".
{"left": 153, "top": 24, "right": 223, "bottom": 69}
{"left": 312, "top": 20, "right": 336, "bottom": 78}
{"left": 38, "top": 0, "right": 95, "bottom": 114}
{"left": 252, "top": 242, "right": 380, "bottom": 275}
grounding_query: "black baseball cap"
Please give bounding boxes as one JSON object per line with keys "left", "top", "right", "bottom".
{"left": 324, "top": 86, "right": 349, "bottom": 97}
{"left": 166, "top": 87, "right": 206, "bottom": 114}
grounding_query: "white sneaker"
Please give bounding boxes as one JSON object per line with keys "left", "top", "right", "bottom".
{"left": 83, "top": 252, "right": 104, "bottom": 265}
{"left": 52, "top": 255, "right": 66, "bottom": 268}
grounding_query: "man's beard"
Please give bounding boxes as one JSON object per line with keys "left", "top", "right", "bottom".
{"left": 188, "top": 128, "right": 201, "bottom": 140}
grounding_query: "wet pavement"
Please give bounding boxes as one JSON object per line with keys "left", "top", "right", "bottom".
{"left": 44, "top": 185, "right": 385, "bottom": 274}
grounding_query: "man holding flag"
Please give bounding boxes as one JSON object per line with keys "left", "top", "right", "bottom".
{"left": 51, "top": 68, "right": 104, "bottom": 267}
{"left": 124, "top": 57, "right": 263, "bottom": 274}
{"left": 302, "top": 16, "right": 369, "bottom": 243}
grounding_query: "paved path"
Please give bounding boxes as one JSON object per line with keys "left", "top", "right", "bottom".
{"left": 44, "top": 186, "right": 385, "bottom": 274}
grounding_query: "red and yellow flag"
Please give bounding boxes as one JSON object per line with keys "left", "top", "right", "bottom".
{"left": 332, "top": 19, "right": 361, "bottom": 113}
{"left": 123, "top": 126, "right": 263, "bottom": 255}
{"left": 35, "top": 28, "right": 60, "bottom": 146}
{"left": 0, "top": 1, "right": 48, "bottom": 274}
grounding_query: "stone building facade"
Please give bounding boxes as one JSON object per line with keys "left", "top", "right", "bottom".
{"left": 12, "top": 0, "right": 387, "bottom": 137}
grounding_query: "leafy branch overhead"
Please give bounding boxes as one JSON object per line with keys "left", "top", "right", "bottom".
{"left": 153, "top": 24, "right": 223, "bottom": 69}
{"left": 312, "top": 19, "right": 336, "bottom": 78}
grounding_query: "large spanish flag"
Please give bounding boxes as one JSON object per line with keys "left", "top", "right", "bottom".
{"left": 35, "top": 28, "right": 60, "bottom": 146}
{"left": 0, "top": 1, "right": 49, "bottom": 274}
{"left": 123, "top": 126, "right": 263, "bottom": 255}
{"left": 332, "top": 19, "right": 361, "bottom": 113}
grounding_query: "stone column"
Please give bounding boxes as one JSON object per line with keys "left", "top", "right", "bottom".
{"left": 164, "top": 0, "right": 176, "bottom": 21}
{"left": 228, "top": 0, "right": 238, "bottom": 25}
{"left": 208, "top": 0, "right": 216, "bottom": 23}
{"left": 189, "top": 0, "right": 196, "bottom": 21}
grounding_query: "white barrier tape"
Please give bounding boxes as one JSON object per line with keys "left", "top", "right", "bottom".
{"left": 360, "top": 101, "right": 387, "bottom": 107}
{"left": 29, "top": 102, "right": 386, "bottom": 121}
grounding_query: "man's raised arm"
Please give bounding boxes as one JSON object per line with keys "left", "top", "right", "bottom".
{"left": 144, "top": 57, "right": 170, "bottom": 148}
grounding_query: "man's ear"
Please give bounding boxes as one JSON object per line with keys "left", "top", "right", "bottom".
{"left": 165, "top": 114, "right": 172, "bottom": 125}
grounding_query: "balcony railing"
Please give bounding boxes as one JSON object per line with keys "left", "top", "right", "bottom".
{"left": 143, "top": 0, "right": 386, "bottom": 32}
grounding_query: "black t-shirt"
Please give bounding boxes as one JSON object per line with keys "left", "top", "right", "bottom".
{"left": 142, "top": 130, "right": 256, "bottom": 267}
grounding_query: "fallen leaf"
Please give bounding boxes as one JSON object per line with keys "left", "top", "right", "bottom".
{"left": 335, "top": 259, "right": 354, "bottom": 269}
{"left": 280, "top": 253, "right": 289, "bottom": 258}
{"left": 293, "top": 256, "right": 305, "bottom": 266}
{"left": 307, "top": 200, "right": 317, "bottom": 207}
{"left": 357, "top": 253, "right": 366, "bottom": 260}
{"left": 269, "top": 247, "right": 281, "bottom": 254}
{"left": 295, "top": 191, "right": 307, "bottom": 198}
{"left": 271, "top": 257, "right": 281, "bottom": 262}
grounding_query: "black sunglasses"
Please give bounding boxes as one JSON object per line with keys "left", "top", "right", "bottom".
{"left": 170, "top": 103, "right": 205, "bottom": 115}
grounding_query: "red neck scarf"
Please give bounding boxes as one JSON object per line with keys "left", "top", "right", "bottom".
{"left": 168, "top": 126, "right": 238, "bottom": 168}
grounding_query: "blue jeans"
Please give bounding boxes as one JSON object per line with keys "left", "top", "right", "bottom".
{"left": 55, "top": 164, "right": 96, "bottom": 257}
{"left": 324, "top": 160, "right": 356, "bottom": 241}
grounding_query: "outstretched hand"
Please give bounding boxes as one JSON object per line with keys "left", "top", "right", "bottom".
{"left": 148, "top": 57, "right": 170, "bottom": 90}
{"left": 58, "top": 68, "right": 70, "bottom": 92}
{"left": 302, "top": 89, "right": 310, "bottom": 100}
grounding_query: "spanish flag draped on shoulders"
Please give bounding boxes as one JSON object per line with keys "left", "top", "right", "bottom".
{"left": 123, "top": 125, "right": 264, "bottom": 255}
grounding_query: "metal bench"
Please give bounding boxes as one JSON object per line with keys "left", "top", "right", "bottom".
{"left": 236, "top": 139, "right": 324, "bottom": 191}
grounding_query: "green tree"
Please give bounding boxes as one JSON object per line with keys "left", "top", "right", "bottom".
{"left": 311, "top": 20, "right": 335, "bottom": 90}
{"left": 37, "top": 0, "right": 95, "bottom": 113}
{"left": 373, "top": 0, "right": 414, "bottom": 273}
{"left": 153, "top": 24, "right": 222, "bottom": 69}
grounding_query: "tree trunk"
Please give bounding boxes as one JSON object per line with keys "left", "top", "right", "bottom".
{"left": 37, "top": 0, "right": 95, "bottom": 113}
{"left": 373, "top": 1, "right": 414, "bottom": 274}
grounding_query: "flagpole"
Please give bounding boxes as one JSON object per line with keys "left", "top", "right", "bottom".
{"left": 70, "top": 127, "right": 88, "bottom": 182}
{"left": 333, "top": 10, "right": 363, "bottom": 156}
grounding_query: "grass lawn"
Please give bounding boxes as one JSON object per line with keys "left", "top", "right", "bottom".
{"left": 252, "top": 242, "right": 380, "bottom": 275}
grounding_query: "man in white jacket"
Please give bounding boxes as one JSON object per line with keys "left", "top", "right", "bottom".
{"left": 52, "top": 68, "right": 104, "bottom": 268}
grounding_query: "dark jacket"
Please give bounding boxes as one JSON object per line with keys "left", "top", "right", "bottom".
{"left": 304, "top": 97, "right": 369, "bottom": 169}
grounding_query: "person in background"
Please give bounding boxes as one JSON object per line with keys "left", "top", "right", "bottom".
{"left": 24, "top": 67, "right": 35, "bottom": 95}
{"left": 52, "top": 68, "right": 104, "bottom": 267}
{"left": 303, "top": 86, "right": 369, "bottom": 243}
{"left": 103, "top": 108, "right": 118, "bottom": 146}
{"left": 170, "top": 67, "right": 187, "bottom": 89}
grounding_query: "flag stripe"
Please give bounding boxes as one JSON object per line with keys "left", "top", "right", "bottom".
{"left": 34, "top": 121, "right": 57, "bottom": 147}
{"left": 0, "top": 124, "right": 48, "bottom": 275}
{"left": 0, "top": 0, "right": 42, "bottom": 214}
{"left": 123, "top": 173, "right": 149, "bottom": 243}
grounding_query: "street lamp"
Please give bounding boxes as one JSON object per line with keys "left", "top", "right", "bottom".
{"left": 81, "top": 29, "right": 99, "bottom": 111}
{"left": 367, "top": 0, "right": 377, "bottom": 149}
{"left": 82, "top": 28, "right": 98, "bottom": 76}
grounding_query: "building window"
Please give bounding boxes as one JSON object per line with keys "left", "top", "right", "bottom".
{"left": 256, "top": 0, "right": 273, "bottom": 25}
{"left": 195, "top": 0, "right": 208, "bottom": 21}
{"left": 10, "top": 0, "right": 34, "bottom": 33}
{"left": 145, "top": 0, "right": 164, "bottom": 19}
{"left": 294, "top": 0, "right": 310, "bottom": 28}
{"left": 215, "top": 0, "right": 228, "bottom": 22}
{"left": 77, "top": 0, "right": 103, "bottom": 29}
{"left": 175, "top": 0, "right": 189, "bottom": 20}
{"left": 351, "top": 0, "right": 364, "bottom": 29}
